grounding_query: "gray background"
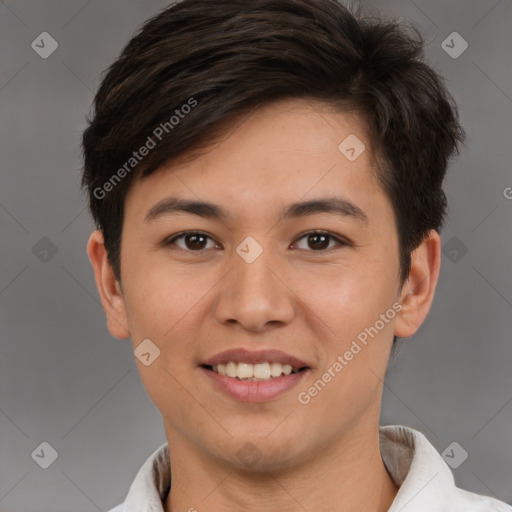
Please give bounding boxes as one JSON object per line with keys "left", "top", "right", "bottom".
{"left": 0, "top": 0, "right": 511, "bottom": 510}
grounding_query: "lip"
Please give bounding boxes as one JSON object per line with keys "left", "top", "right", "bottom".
{"left": 201, "top": 348, "right": 310, "bottom": 368}
{"left": 199, "top": 348, "right": 311, "bottom": 403}
{"left": 200, "top": 366, "right": 311, "bottom": 403}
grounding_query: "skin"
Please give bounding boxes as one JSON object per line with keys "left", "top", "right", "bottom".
{"left": 88, "top": 98, "right": 441, "bottom": 512}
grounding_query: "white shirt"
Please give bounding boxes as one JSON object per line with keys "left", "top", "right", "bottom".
{"left": 108, "top": 425, "right": 511, "bottom": 511}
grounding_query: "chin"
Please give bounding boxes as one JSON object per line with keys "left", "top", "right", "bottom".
{"left": 208, "top": 433, "right": 306, "bottom": 473}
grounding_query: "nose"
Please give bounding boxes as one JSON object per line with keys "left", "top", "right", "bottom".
{"left": 213, "top": 247, "right": 295, "bottom": 333}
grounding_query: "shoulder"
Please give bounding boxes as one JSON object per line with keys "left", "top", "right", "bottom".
{"left": 380, "top": 425, "right": 511, "bottom": 512}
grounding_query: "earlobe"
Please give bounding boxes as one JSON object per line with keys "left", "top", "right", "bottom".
{"left": 394, "top": 230, "right": 441, "bottom": 338}
{"left": 86, "top": 230, "right": 131, "bottom": 339}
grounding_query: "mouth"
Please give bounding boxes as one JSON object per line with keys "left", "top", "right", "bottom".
{"left": 199, "top": 348, "right": 311, "bottom": 402}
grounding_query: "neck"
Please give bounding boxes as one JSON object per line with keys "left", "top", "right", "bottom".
{"left": 164, "top": 422, "right": 399, "bottom": 512}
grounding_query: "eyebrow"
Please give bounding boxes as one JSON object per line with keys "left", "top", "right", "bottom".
{"left": 144, "top": 196, "right": 368, "bottom": 224}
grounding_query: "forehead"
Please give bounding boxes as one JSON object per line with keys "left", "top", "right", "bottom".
{"left": 180, "top": 99, "right": 374, "bottom": 174}
{"left": 124, "top": 99, "right": 385, "bottom": 223}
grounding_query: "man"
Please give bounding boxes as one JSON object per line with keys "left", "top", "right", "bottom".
{"left": 81, "top": 0, "right": 511, "bottom": 510}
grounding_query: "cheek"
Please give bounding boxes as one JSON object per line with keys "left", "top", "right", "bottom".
{"left": 291, "top": 254, "right": 398, "bottom": 339}
{"left": 121, "top": 256, "right": 210, "bottom": 342}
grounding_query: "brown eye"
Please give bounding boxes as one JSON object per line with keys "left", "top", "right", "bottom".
{"left": 165, "top": 232, "right": 218, "bottom": 251}
{"left": 184, "top": 233, "right": 208, "bottom": 250}
{"left": 293, "top": 231, "right": 347, "bottom": 251}
{"left": 306, "top": 233, "right": 330, "bottom": 250}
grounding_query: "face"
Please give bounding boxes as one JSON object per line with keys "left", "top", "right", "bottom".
{"left": 88, "top": 98, "right": 440, "bottom": 471}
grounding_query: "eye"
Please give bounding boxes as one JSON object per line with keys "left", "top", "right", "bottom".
{"left": 292, "top": 230, "right": 348, "bottom": 251}
{"left": 164, "top": 231, "right": 220, "bottom": 251}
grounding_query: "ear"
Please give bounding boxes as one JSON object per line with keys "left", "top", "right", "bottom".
{"left": 394, "top": 230, "right": 441, "bottom": 338}
{"left": 87, "top": 230, "right": 131, "bottom": 339}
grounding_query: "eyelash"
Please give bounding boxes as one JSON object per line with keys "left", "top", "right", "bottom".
{"left": 163, "top": 230, "right": 350, "bottom": 252}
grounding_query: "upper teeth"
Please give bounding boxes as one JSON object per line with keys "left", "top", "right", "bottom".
{"left": 212, "top": 362, "right": 301, "bottom": 380}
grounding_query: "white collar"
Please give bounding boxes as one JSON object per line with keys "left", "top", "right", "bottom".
{"left": 114, "top": 425, "right": 510, "bottom": 512}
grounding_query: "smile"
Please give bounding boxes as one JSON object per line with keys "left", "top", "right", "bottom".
{"left": 200, "top": 348, "right": 311, "bottom": 402}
